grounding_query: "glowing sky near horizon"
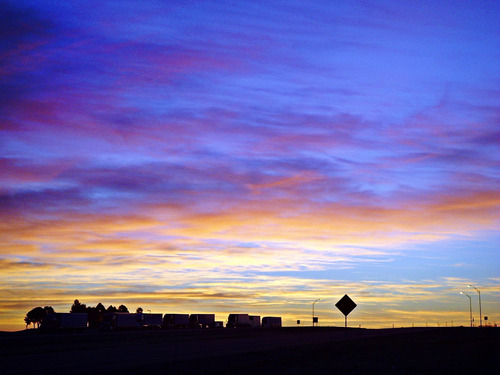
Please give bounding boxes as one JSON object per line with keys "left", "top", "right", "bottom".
{"left": 1, "top": 0, "right": 499, "bottom": 331}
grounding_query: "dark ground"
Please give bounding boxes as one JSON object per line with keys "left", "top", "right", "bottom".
{"left": 1, "top": 327, "right": 498, "bottom": 374}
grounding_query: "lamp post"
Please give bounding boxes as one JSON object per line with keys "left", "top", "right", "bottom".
{"left": 468, "top": 285, "right": 482, "bottom": 327}
{"left": 312, "top": 298, "right": 322, "bottom": 327}
{"left": 460, "top": 292, "right": 473, "bottom": 327}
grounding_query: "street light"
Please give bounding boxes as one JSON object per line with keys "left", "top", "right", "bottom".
{"left": 468, "top": 285, "right": 482, "bottom": 327}
{"left": 312, "top": 298, "right": 322, "bottom": 327}
{"left": 460, "top": 292, "right": 473, "bottom": 327}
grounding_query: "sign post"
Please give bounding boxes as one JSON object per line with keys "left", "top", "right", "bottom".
{"left": 335, "top": 294, "right": 357, "bottom": 328}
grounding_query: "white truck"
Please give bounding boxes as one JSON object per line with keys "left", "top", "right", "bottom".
{"left": 143, "top": 313, "right": 163, "bottom": 328}
{"left": 101, "top": 312, "right": 142, "bottom": 330}
{"left": 227, "top": 314, "right": 260, "bottom": 328}
{"left": 189, "top": 314, "right": 215, "bottom": 328}
{"left": 249, "top": 315, "right": 260, "bottom": 328}
{"left": 163, "top": 314, "right": 190, "bottom": 328}
{"left": 41, "top": 313, "right": 88, "bottom": 331}
{"left": 262, "top": 316, "right": 282, "bottom": 328}
{"left": 59, "top": 313, "right": 88, "bottom": 329}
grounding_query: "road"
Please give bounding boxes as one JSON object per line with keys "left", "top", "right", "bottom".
{"left": 2, "top": 327, "right": 497, "bottom": 374}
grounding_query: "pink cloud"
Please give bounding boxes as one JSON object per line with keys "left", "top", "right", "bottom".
{"left": 0, "top": 157, "right": 75, "bottom": 190}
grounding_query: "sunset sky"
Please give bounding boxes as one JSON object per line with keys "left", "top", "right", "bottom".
{"left": 1, "top": 0, "right": 499, "bottom": 331}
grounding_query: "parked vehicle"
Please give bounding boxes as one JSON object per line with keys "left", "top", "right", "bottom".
{"left": 227, "top": 313, "right": 250, "bottom": 328}
{"left": 163, "top": 314, "right": 190, "bottom": 329}
{"left": 227, "top": 314, "right": 260, "bottom": 328}
{"left": 262, "top": 316, "right": 282, "bottom": 328}
{"left": 41, "top": 313, "right": 88, "bottom": 331}
{"left": 60, "top": 313, "right": 88, "bottom": 329}
{"left": 142, "top": 313, "right": 163, "bottom": 328}
{"left": 189, "top": 314, "right": 215, "bottom": 328}
{"left": 101, "top": 312, "right": 143, "bottom": 330}
{"left": 249, "top": 315, "right": 260, "bottom": 328}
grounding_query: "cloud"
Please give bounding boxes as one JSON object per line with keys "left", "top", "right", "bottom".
{"left": 1, "top": 1, "right": 499, "bottom": 332}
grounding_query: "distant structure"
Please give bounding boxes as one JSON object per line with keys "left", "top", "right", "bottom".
{"left": 262, "top": 317, "right": 282, "bottom": 328}
{"left": 163, "top": 314, "right": 190, "bottom": 329}
{"left": 41, "top": 313, "right": 88, "bottom": 331}
{"left": 189, "top": 314, "right": 216, "bottom": 328}
{"left": 34, "top": 303, "right": 284, "bottom": 331}
{"left": 227, "top": 314, "right": 261, "bottom": 328}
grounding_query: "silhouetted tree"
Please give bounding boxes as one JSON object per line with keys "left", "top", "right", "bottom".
{"left": 24, "top": 315, "right": 32, "bottom": 329}
{"left": 136, "top": 307, "right": 143, "bottom": 313}
{"left": 118, "top": 304, "right": 129, "bottom": 313}
{"left": 70, "top": 299, "right": 87, "bottom": 313}
{"left": 25, "top": 307, "right": 46, "bottom": 329}
{"left": 107, "top": 305, "right": 118, "bottom": 312}
{"left": 96, "top": 303, "right": 106, "bottom": 313}
{"left": 44, "top": 306, "right": 55, "bottom": 314}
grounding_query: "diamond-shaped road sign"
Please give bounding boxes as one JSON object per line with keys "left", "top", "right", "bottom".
{"left": 335, "top": 294, "right": 357, "bottom": 316}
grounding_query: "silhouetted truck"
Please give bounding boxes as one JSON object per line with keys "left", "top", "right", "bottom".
{"left": 163, "top": 314, "right": 190, "bottom": 329}
{"left": 249, "top": 315, "right": 260, "bottom": 328}
{"left": 227, "top": 314, "right": 261, "bottom": 328}
{"left": 143, "top": 313, "right": 163, "bottom": 327}
{"left": 101, "top": 312, "right": 142, "bottom": 330}
{"left": 41, "top": 313, "right": 88, "bottom": 331}
{"left": 60, "top": 313, "right": 88, "bottom": 329}
{"left": 190, "top": 314, "right": 215, "bottom": 328}
{"left": 262, "top": 316, "right": 282, "bottom": 328}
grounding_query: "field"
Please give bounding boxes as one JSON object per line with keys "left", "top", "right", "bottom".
{"left": 1, "top": 327, "right": 498, "bottom": 374}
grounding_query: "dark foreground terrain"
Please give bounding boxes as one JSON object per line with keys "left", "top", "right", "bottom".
{"left": 1, "top": 327, "right": 498, "bottom": 374}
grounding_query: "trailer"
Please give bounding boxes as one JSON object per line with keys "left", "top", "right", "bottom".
{"left": 262, "top": 316, "right": 282, "bottom": 328}
{"left": 227, "top": 314, "right": 260, "bottom": 328}
{"left": 101, "top": 312, "right": 142, "bottom": 330}
{"left": 60, "top": 313, "right": 88, "bottom": 329}
{"left": 227, "top": 314, "right": 250, "bottom": 328}
{"left": 249, "top": 315, "right": 261, "bottom": 328}
{"left": 190, "top": 314, "right": 215, "bottom": 328}
{"left": 143, "top": 313, "right": 163, "bottom": 328}
{"left": 41, "top": 313, "right": 88, "bottom": 331}
{"left": 163, "top": 314, "right": 190, "bottom": 329}
{"left": 116, "top": 313, "right": 142, "bottom": 328}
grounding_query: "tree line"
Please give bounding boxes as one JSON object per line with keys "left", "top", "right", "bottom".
{"left": 24, "top": 299, "right": 144, "bottom": 329}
